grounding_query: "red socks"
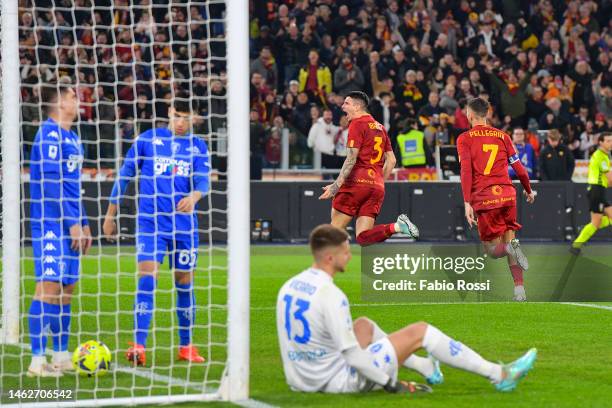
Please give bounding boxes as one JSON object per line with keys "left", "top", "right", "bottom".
{"left": 356, "top": 224, "right": 394, "bottom": 247}
{"left": 490, "top": 243, "right": 508, "bottom": 259}
{"left": 510, "top": 264, "right": 524, "bottom": 286}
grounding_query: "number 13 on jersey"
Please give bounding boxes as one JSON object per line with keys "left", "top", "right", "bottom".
{"left": 283, "top": 294, "right": 311, "bottom": 344}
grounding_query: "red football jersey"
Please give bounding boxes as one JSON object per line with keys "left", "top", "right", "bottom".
{"left": 457, "top": 125, "right": 520, "bottom": 211}
{"left": 344, "top": 114, "right": 393, "bottom": 190}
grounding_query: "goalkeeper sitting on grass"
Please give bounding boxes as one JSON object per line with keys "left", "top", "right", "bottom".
{"left": 277, "top": 225, "right": 537, "bottom": 394}
{"left": 103, "top": 98, "right": 210, "bottom": 366}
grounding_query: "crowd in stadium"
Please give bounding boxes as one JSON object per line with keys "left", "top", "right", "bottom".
{"left": 13, "top": 0, "right": 612, "bottom": 180}
{"left": 17, "top": 0, "right": 226, "bottom": 167}
{"left": 249, "top": 0, "right": 612, "bottom": 177}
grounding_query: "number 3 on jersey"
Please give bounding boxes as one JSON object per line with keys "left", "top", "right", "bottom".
{"left": 482, "top": 144, "right": 499, "bottom": 175}
{"left": 283, "top": 294, "right": 311, "bottom": 344}
{"left": 371, "top": 136, "right": 383, "bottom": 164}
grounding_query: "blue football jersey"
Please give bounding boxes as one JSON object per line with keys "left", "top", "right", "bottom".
{"left": 110, "top": 127, "right": 210, "bottom": 233}
{"left": 30, "top": 118, "right": 87, "bottom": 234}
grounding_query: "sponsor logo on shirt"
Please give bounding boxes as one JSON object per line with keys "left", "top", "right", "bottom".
{"left": 154, "top": 157, "right": 191, "bottom": 176}
{"left": 492, "top": 185, "right": 502, "bottom": 196}
{"left": 43, "top": 256, "right": 57, "bottom": 264}
{"left": 287, "top": 348, "right": 328, "bottom": 361}
{"left": 47, "top": 131, "right": 60, "bottom": 139}
{"left": 152, "top": 138, "right": 164, "bottom": 146}
{"left": 66, "top": 154, "right": 83, "bottom": 172}
{"left": 44, "top": 231, "right": 58, "bottom": 239}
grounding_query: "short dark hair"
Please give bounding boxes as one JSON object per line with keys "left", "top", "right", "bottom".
{"left": 599, "top": 132, "right": 612, "bottom": 143}
{"left": 309, "top": 224, "right": 349, "bottom": 254}
{"left": 346, "top": 91, "right": 369, "bottom": 109}
{"left": 467, "top": 97, "right": 489, "bottom": 118}
{"left": 40, "top": 83, "right": 73, "bottom": 113}
{"left": 172, "top": 97, "right": 193, "bottom": 114}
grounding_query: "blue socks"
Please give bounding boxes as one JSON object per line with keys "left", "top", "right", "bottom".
{"left": 29, "top": 300, "right": 46, "bottom": 356}
{"left": 28, "top": 300, "right": 61, "bottom": 356}
{"left": 134, "top": 275, "right": 156, "bottom": 347}
{"left": 176, "top": 282, "right": 196, "bottom": 346}
{"left": 60, "top": 303, "right": 71, "bottom": 352}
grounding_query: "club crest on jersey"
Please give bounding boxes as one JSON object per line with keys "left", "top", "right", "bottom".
{"left": 172, "top": 142, "right": 181, "bottom": 154}
{"left": 186, "top": 146, "right": 200, "bottom": 154}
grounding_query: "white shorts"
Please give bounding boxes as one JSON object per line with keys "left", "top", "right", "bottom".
{"left": 324, "top": 337, "right": 398, "bottom": 393}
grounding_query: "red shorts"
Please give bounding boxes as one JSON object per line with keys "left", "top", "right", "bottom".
{"left": 333, "top": 187, "right": 384, "bottom": 219}
{"left": 476, "top": 205, "right": 522, "bottom": 241}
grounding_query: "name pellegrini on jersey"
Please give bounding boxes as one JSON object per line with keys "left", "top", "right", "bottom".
{"left": 154, "top": 156, "right": 191, "bottom": 176}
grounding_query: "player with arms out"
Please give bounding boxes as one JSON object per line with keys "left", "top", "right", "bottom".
{"left": 103, "top": 98, "right": 210, "bottom": 366}
{"left": 571, "top": 133, "right": 612, "bottom": 254}
{"left": 276, "top": 224, "right": 537, "bottom": 394}
{"left": 457, "top": 97, "right": 536, "bottom": 301}
{"left": 319, "top": 91, "right": 419, "bottom": 245}
{"left": 28, "top": 83, "right": 92, "bottom": 377}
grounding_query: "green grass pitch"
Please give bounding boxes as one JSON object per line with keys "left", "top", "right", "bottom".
{"left": 1, "top": 245, "right": 612, "bottom": 407}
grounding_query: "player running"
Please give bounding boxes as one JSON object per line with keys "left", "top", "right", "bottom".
{"left": 28, "top": 83, "right": 92, "bottom": 377}
{"left": 571, "top": 133, "right": 612, "bottom": 254}
{"left": 457, "top": 97, "right": 536, "bottom": 301}
{"left": 319, "top": 91, "right": 419, "bottom": 245}
{"left": 103, "top": 99, "right": 210, "bottom": 366}
{"left": 276, "top": 224, "right": 537, "bottom": 394}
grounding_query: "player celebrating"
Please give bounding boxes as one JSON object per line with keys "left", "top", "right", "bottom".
{"left": 103, "top": 99, "right": 210, "bottom": 366}
{"left": 319, "top": 91, "right": 419, "bottom": 245}
{"left": 276, "top": 224, "right": 537, "bottom": 394}
{"left": 457, "top": 98, "right": 536, "bottom": 301}
{"left": 571, "top": 133, "right": 612, "bottom": 254}
{"left": 28, "top": 83, "right": 92, "bottom": 377}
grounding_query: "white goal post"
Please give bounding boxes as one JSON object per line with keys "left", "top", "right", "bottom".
{"left": 1, "top": 0, "right": 249, "bottom": 405}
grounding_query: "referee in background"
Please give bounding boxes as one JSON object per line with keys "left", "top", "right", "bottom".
{"left": 571, "top": 133, "right": 612, "bottom": 254}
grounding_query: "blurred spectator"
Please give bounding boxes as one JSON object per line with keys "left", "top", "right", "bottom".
{"left": 307, "top": 109, "right": 340, "bottom": 170}
{"left": 298, "top": 50, "right": 332, "bottom": 104}
{"left": 539, "top": 129, "right": 575, "bottom": 181}
{"left": 251, "top": 46, "right": 278, "bottom": 90}
{"left": 418, "top": 92, "right": 442, "bottom": 123}
{"left": 396, "top": 119, "right": 434, "bottom": 167}
{"left": 334, "top": 55, "right": 365, "bottom": 96}
{"left": 509, "top": 127, "right": 537, "bottom": 179}
{"left": 250, "top": 109, "right": 266, "bottom": 180}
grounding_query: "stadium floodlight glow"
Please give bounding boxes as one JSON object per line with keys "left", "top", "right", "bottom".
{"left": 1, "top": 0, "right": 249, "bottom": 405}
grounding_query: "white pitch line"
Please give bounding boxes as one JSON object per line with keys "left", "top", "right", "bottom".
{"left": 234, "top": 399, "right": 281, "bottom": 408}
{"left": 561, "top": 302, "right": 612, "bottom": 311}
{"left": 14, "top": 342, "right": 280, "bottom": 408}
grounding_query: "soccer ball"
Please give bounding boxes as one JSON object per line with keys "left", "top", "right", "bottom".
{"left": 72, "top": 340, "right": 112, "bottom": 377}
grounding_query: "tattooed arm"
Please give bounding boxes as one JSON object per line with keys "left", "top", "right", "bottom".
{"left": 319, "top": 147, "right": 359, "bottom": 200}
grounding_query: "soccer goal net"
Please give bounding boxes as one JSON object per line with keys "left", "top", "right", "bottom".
{"left": 1, "top": 0, "right": 249, "bottom": 406}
